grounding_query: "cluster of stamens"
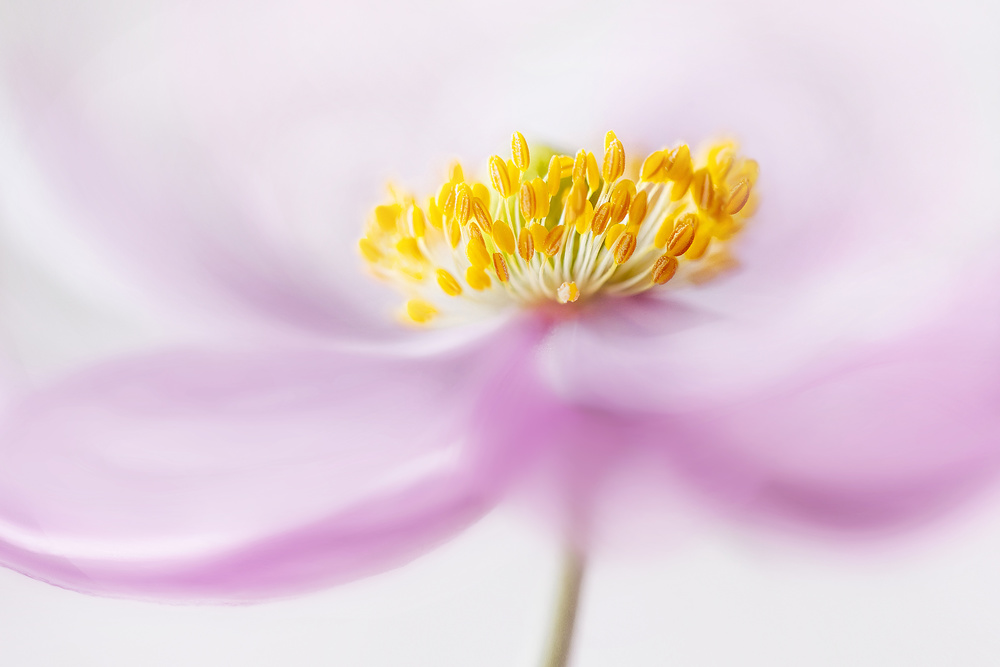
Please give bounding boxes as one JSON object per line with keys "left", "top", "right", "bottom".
{"left": 359, "top": 131, "right": 757, "bottom": 324}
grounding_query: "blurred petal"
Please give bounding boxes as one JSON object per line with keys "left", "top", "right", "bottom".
{"left": 538, "top": 269, "right": 1000, "bottom": 531}
{"left": 0, "top": 319, "right": 542, "bottom": 601}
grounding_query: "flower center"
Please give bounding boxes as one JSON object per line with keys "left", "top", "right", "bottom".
{"left": 359, "top": 131, "right": 757, "bottom": 324}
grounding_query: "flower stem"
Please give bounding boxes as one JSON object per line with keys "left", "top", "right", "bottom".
{"left": 541, "top": 547, "right": 586, "bottom": 667}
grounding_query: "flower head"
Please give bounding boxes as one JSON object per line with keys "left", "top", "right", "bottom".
{"left": 0, "top": 0, "right": 998, "bottom": 607}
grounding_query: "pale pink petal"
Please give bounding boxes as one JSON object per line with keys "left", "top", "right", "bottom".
{"left": 0, "top": 318, "right": 543, "bottom": 601}
{"left": 535, "top": 269, "right": 1000, "bottom": 533}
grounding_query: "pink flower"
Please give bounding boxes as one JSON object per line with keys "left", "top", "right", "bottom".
{"left": 0, "top": 0, "right": 998, "bottom": 607}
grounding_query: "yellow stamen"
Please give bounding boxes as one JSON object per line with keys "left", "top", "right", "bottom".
{"left": 466, "top": 266, "right": 492, "bottom": 290}
{"left": 437, "top": 269, "right": 462, "bottom": 296}
{"left": 613, "top": 232, "right": 636, "bottom": 264}
{"left": 724, "top": 178, "right": 751, "bottom": 215}
{"left": 490, "top": 155, "right": 512, "bottom": 198}
{"left": 604, "top": 222, "right": 625, "bottom": 250}
{"left": 651, "top": 255, "right": 679, "bottom": 285}
{"left": 602, "top": 139, "right": 625, "bottom": 183}
{"left": 519, "top": 181, "right": 537, "bottom": 220}
{"left": 473, "top": 183, "right": 491, "bottom": 208}
{"left": 546, "top": 156, "right": 562, "bottom": 196}
{"left": 628, "top": 190, "right": 648, "bottom": 227}
{"left": 467, "top": 223, "right": 491, "bottom": 268}
{"left": 667, "top": 213, "right": 698, "bottom": 256}
{"left": 360, "top": 132, "right": 757, "bottom": 323}
{"left": 471, "top": 197, "right": 493, "bottom": 230}
{"left": 592, "top": 202, "right": 612, "bottom": 235}
{"left": 543, "top": 225, "right": 567, "bottom": 256}
{"left": 406, "top": 299, "right": 437, "bottom": 323}
{"left": 492, "top": 219, "right": 516, "bottom": 255}
{"left": 512, "top": 131, "right": 530, "bottom": 171}
{"left": 641, "top": 151, "right": 664, "bottom": 182}
{"left": 517, "top": 227, "right": 535, "bottom": 262}
{"left": 557, "top": 281, "right": 580, "bottom": 303}
{"left": 586, "top": 152, "right": 600, "bottom": 194}
{"left": 375, "top": 204, "right": 400, "bottom": 232}
{"left": 493, "top": 252, "right": 510, "bottom": 282}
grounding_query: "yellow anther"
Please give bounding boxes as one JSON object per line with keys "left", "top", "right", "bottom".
{"left": 466, "top": 224, "right": 491, "bottom": 268}
{"left": 437, "top": 268, "right": 463, "bottom": 296}
{"left": 557, "top": 281, "right": 580, "bottom": 304}
{"left": 489, "top": 155, "right": 512, "bottom": 198}
{"left": 546, "top": 155, "right": 562, "bottom": 196}
{"left": 575, "top": 200, "right": 594, "bottom": 235}
{"left": 472, "top": 183, "right": 491, "bottom": 208}
{"left": 604, "top": 130, "right": 618, "bottom": 152}
{"left": 666, "top": 213, "right": 699, "bottom": 256}
{"left": 442, "top": 185, "right": 457, "bottom": 219}
{"left": 449, "top": 162, "right": 465, "bottom": 184}
{"left": 529, "top": 223, "right": 548, "bottom": 250}
{"left": 572, "top": 149, "right": 588, "bottom": 184}
{"left": 690, "top": 168, "right": 715, "bottom": 210}
{"left": 517, "top": 226, "right": 535, "bottom": 262}
{"left": 455, "top": 184, "right": 472, "bottom": 225}
{"left": 396, "top": 237, "right": 423, "bottom": 262}
{"left": 604, "top": 223, "right": 625, "bottom": 250}
{"left": 512, "top": 131, "right": 530, "bottom": 171}
{"left": 466, "top": 266, "right": 492, "bottom": 290}
{"left": 612, "top": 232, "right": 636, "bottom": 264}
{"left": 492, "top": 219, "right": 516, "bottom": 254}
{"left": 670, "top": 170, "right": 693, "bottom": 201}
{"left": 707, "top": 143, "right": 734, "bottom": 179}
{"left": 410, "top": 206, "right": 426, "bottom": 237}
{"left": 519, "top": 181, "right": 537, "bottom": 220}
{"left": 653, "top": 213, "right": 677, "bottom": 248}
{"left": 609, "top": 179, "right": 636, "bottom": 223}
{"left": 471, "top": 196, "right": 493, "bottom": 230}
{"left": 686, "top": 225, "right": 713, "bottom": 260}
{"left": 446, "top": 217, "right": 462, "bottom": 248}
{"left": 591, "top": 202, "right": 612, "bottom": 235}
{"left": 602, "top": 139, "right": 625, "bottom": 183}
{"left": 543, "top": 224, "right": 567, "bottom": 255}
{"left": 375, "top": 204, "right": 401, "bottom": 232}
{"left": 506, "top": 159, "right": 521, "bottom": 193}
{"left": 586, "top": 151, "right": 600, "bottom": 193}
{"left": 724, "top": 178, "right": 752, "bottom": 215}
{"left": 641, "top": 151, "right": 665, "bottom": 181}
{"left": 406, "top": 299, "right": 437, "bottom": 323}
{"left": 359, "top": 237, "right": 382, "bottom": 263}
{"left": 558, "top": 155, "right": 574, "bottom": 179}
{"left": 666, "top": 144, "right": 691, "bottom": 180}
{"left": 427, "top": 197, "right": 443, "bottom": 229}
{"left": 532, "top": 177, "right": 550, "bottom": 219}
{"left": 651, "top": 254, "right": 679, "bottom": 285}
{"left": 566, "top": 178, "right": 588, "bottom": 220}
{"left": 628, "top": 190, "right": 648, "bottom": 227}
{"left": 399, "top": 266, "right": 425, "bottom": 281}
{"left": 493, "top": 252, "right": 510, "bottom": 282}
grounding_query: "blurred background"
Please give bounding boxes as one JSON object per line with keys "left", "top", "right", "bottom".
{"left": 1, "top": 0, "right": 998, "bottom": 664}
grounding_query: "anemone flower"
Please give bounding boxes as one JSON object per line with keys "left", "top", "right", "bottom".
{"left": 1, "top": 0, "right": 999, "bottom": 664}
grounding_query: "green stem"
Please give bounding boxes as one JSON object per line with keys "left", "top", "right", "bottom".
{"left": 541, "top": 548, "right": 586, "bottom": 667}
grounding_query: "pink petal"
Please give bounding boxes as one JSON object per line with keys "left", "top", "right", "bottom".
{"left": 537, "top": 278, "right": 1000, "bottom": 533}
{"left": 0, "top": 319, "right": 542, "bottom": 601}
